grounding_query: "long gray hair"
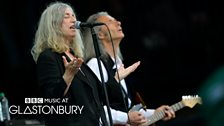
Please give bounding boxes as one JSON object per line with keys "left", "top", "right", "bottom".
{"left": 31, "top": 2, "right": 84, "bottom": 62}
{"left": 82, "top": 11, "right": 122, "bottom": 61}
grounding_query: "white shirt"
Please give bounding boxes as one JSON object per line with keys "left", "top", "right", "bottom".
{"left": 87, "top": 57, "right": 155, "bottom": 125}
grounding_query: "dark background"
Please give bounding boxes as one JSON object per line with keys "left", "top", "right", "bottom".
{"left": 1, "top": 0, "right": 224, "bottom": 125}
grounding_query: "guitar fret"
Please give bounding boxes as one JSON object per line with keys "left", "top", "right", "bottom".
{"left": 155, "top": 112, "right": 160, "bottom": 121}
{"left": 172, "top": 102, "right": 179, "bottom": 111}
{"left": 177, "top": 102, "right": 184, "bottom": 111}
{"left": 159, "top": 111, "right": 165, "bottom": 119}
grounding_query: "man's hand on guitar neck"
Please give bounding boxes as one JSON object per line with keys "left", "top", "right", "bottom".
{"left": 155, "top": 105, "right": 175, "bottom": 121}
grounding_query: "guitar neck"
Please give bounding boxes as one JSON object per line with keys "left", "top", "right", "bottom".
{"left": 142, "top": 101, "right": 185, "bottom": 126}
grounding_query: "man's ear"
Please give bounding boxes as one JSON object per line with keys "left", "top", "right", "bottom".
{"left": 98, "top": 32, "right": 106, "bottom": 39}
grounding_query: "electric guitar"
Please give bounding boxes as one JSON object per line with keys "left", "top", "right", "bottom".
{"left": 138, "top": 95, "right": 202, "bottom": 126}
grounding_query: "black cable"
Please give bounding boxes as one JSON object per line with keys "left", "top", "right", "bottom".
{"left": 104, "top": 24, "right": 131, "bottom": 123}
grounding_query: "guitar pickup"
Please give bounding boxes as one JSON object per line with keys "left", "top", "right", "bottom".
{"left": 129, "top": 103, "right": 145, "bottom": 111}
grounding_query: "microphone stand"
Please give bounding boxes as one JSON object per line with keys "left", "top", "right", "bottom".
{"left": 90, "top": 27, "right": 113, "bottom": 126}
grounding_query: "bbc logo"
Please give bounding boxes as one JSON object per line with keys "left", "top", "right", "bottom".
{"left": 25, "top": 98, "right": 43, "bottom": 104}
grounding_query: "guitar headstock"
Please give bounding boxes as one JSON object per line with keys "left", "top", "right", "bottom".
{"left": 181, "top": 95, "right": 202, "bottom": 108}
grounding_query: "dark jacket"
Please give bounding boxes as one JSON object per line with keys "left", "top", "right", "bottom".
{"left": 36, "top": 49, "right": 107, "bottom": 126}
{"left": 99, "top": 54, "right": 138, "bottom": 112}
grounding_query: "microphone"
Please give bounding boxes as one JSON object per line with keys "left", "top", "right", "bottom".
{"left": 74, "top": 21, "right": 105, "bottom": 29}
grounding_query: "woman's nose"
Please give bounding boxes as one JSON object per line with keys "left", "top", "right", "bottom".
{"left": 71, "top": 19, "right": 75, "bottom": 23}
{"left": 71, "top": 17, "right": 76, "bottom": 23}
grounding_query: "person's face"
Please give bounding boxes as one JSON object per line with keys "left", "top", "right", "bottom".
{"left": 97, "top": 15, "right": 124, "bottom": 41}
{"left": 61, "top": 8, "right": 77, "bottom": 41}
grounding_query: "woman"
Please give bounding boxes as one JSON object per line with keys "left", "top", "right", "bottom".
{"left": 31, "top": 2, "right": 107, "bottom": 126}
